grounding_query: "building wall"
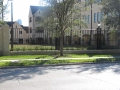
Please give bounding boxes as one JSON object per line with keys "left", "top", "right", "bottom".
{"left": 81, "top": 0, "right": 104, "bottom": 30}
{"left": 9, "top": 22, "right": 28, "bottom": 44}
{"left": 28, "top": 2, "right": 109, "bottom": 45}
{"left": 28, "top": 8, "right": 34, "bottom": 39}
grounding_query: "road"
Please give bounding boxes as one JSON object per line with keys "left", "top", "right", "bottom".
{"left": 0, "top": 63, "right": 120, "bottom": 90}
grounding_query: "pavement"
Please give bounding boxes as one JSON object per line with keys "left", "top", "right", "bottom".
{"left": 0, "top": 63, "right": 120, "bottom": 90}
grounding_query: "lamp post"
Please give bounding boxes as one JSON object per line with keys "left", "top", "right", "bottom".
{"left": 97, "top": 22, "right": 101, "bottom": 49}
{"left": 1, "top": 0, "right": 3, "bottom": 21}
{"left": 90, "top": 3, "right": 92, "bottom": 45}
{"left": 8, "top": 0, "right": 13, "bottom": 50}
{"left": 98, "top": 22, "right": 101, "bottom": 28}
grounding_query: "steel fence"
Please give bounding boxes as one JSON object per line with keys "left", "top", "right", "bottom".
{"left": 10, "top": 28, "right": 120, "bottom": 51}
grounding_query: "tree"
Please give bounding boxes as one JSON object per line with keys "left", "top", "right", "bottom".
{"left": 0, "top": 0, "right": 9, "bottom": 25}
{"left": 101, "top": 0, "right": 120, "bottom": 29}
{"left": 40, "top": 0, "right": 87, "bottom": 56}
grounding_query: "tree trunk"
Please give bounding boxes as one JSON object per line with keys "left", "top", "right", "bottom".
{"left": 60, "top": 31, "right": 63, "bottom": 56}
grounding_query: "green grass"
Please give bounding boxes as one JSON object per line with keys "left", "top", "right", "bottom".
{"left": 0, "top": 54, "right": 119, "bottom": 60}
{"left": 9, "top": 45, "right": 55, "bottom": 51}
{"left": 9, "top": 44, "right": 91, "bottom": 51}
{"left": 0, "top": 54, "right": 120, "bottom": 67}
{"left": 0, "top": 55, "right": 53, "bottom": 60}
{"left": 0, "top": 58, "right": 118, "bottom": 67}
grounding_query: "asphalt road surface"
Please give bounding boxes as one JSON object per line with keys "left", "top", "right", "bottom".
{"left": 0, "top": 63, "right": 120, "bottom": 90}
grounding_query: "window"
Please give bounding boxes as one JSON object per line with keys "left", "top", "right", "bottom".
{"left": 26, "top": 30, "right": 28, "bottom": 33}
{"left": 85, "top": 15, "right": 87, "bottom": 23}
{"left": 88, "top": 15, "right": 90, "bottom": 23}
{"left": 16, "top": 25, "right": 17, "bottom": 28}
{"left": 29, "top": 17, "right": 32, "bottom": 22}
{"left": 101, "top": 12, "right": 104, "bottom": 21}
{"left": 36, "top": 27, "right": 44, "bottom": 33}
{"left": 19, "top": 31, "right": 22, "bottom": 34}
{"left": 97, "top": 12, "right": 100, "bottom": 22}
{"left": 30, "top": 30, "right": 32, "bottom": 33}
{"left": 30, "top": 27, "right": 32, "bottom": 33}
{"left": 10, "top": 31, "right": 11, "bottom": 34}
{"left": 94, "top": 13, "right": 97, "bottom": 23}
{"left": 98, "top": 0, "right": 101, "bottom": 2}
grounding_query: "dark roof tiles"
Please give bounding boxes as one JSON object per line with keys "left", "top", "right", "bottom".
{"left": 23, "top": 26, "right": 29, "bottom": 30}
{"left": 6, "top": 22, "right": 15, "bottom": 27}
{"left": 30, "top": 6, "right": 47, "bottom": 15}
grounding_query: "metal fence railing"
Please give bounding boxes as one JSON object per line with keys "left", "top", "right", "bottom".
{"left": 10, "top": 28, "right": 120, "bottom": 51}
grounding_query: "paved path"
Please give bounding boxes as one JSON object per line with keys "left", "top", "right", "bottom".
{"left": 0, "top": 63, "right": 120, "bottom": 90}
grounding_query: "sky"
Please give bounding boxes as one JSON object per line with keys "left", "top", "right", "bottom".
{"left": 4, "top": 0, "right": 43, "bottom": 26}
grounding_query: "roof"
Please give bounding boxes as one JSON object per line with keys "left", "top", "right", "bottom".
{"left": 30, "top": 6, "right": 47, "bottom": 15}
{"left": 22, "top": 26, "right": 29, "bottom": 32}
{"left": 23, "top": 26, "right": 29, "bottom": 30}
{"left": 6, "top": 22, "right": 15, "bottom": 27}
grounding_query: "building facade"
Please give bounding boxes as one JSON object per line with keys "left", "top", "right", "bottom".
{"left": 28, "top": 1, "right": 119, "bottom": 47}
{"left": 7, "top": 21, "right": 29, "bottom": 44}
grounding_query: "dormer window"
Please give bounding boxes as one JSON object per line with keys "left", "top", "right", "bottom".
{"left": 29, "top": 17, "right": 32, "bottom": 22}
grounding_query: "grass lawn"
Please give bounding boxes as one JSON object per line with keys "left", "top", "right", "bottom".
{"left": 9, "top": 44, "right": 90, "bottom": 51}
{"left": 0, "top": 58, "right": 118, "bottom": 67}
{"left": 0, "top": 54, "right": 119, "bottom": 60}
{"left": 0, "top": 54, "right": 119, "bottom": 67}
{"left": 9, "top": 45, "right": 55, "bottom": 51}
{"left": 0, "top": 55, "right": 54, "bottom": 60}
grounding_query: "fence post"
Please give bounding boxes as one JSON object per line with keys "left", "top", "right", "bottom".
{"left": 0, "top": 24, "right": 9, "bottom": 56}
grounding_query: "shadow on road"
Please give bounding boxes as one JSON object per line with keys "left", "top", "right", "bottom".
{"left": 0, "top": 63, "right": 120, "bottom": 83}
{"left": 0, "top": 67, "right": 48, "bottom": 83}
